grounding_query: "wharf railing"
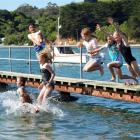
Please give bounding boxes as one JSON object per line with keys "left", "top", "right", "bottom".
{"left": 0, "top": 45, "right": 84, "bottom": 78}
{"left": 0, "top": 46, "right": 140, "bottom": 103}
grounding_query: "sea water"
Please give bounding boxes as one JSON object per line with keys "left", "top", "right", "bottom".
{"left": 0, "top": 46, "right": 140, "bottom": 140}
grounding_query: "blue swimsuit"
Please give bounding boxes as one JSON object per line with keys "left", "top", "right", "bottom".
{"left": 107, "top": 43, "right": 123, "bottom": 66}
{"left": 34, "top": 42, "right": 46, "bottom": 54}
{"left": 40, "top": 64, "right": 54, "bottom": 86}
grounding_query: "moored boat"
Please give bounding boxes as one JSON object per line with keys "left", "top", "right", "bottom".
{"left": 52, "top": 45, "right": 87, "bottom": 64}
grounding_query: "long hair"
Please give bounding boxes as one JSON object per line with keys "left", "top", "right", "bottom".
{"left": 17, "top": 77, "right": 27, "bottom": 86}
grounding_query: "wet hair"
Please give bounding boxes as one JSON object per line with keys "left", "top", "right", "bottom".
{"left": 39, "top": 52, "right": 52, "bottom": 63}
{"left": 22, "top": 94, "right": 32, "bottom": 104}
{"left": 17, "top": 77, "right": 27, "bottom": 86}
{"left": 39, "top": 53, "right": 48, "bottom": 59}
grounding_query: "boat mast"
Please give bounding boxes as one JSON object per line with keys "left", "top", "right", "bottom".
{"left": 57, "top": 6, "right": 60, "bottom": 43}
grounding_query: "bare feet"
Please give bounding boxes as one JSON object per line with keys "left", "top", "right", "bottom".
{"left": 125, "top": 79, "right": 138, "bottom": 86}
{"left": 33, "top": 105, "right": 40, "bottom": 113}
{"left": 110, "top": 78, "right": 116, "bottom": 82}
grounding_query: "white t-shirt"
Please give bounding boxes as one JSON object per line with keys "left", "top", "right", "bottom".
{"left": 83, "top": 38, "right": 99, "bottom": 58}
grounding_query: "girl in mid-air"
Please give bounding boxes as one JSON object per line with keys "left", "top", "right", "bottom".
{"left": 37, "top": 53, "right": 55, "bottom": 105}
{"left": 96, "top": 24, "right": 138, "bottom": 84}
{"left": 77, "top": 27, "right": 104, "bottom": 76}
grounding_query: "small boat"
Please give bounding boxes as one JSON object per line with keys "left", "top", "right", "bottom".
{"left": 52, "top": 45, "right": 87, "bottom": 64}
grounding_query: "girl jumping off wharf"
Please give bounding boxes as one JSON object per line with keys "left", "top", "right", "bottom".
{"left": 77, "top": 27, "right": 104, "bottom": 76}
{"left": 108, "top": 17, "right": 140, "bottom": 79}
{"left": 37, "top": 53, "right": 55, "bottom": 105}
{"left": 96, "top": 24, "right": 138, "bottom": 84}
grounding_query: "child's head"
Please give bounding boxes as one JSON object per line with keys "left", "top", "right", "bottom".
{"left": 21, "top": 94, "right": 32, "bottom": 104}
{"left": 106, "top": 35, "right": 114, "bottom": 44}
{"left": 28, "top": 23, "right": 36, "bottom": 33}
{"left": 38, "top": 53, "right": 47, "bottom": 64}
{"left": 113, "top": 31, "right": 122, "bottom": 43}
{"left": 16, "top": 77, "right": 26, "bottom": 87}
{"left": 38, "top": 53, "right": 52, "bottom": 64}
{"left": 81, "top": 27, "right": 91, "bottom": 41}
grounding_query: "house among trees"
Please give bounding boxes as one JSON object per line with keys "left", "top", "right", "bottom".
{"left": 84, "top": 0, "right": 98, "bottom": 2}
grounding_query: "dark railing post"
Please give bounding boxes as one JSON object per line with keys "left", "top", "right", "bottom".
{"left": 52, "top": 45, "right": 55, "bottom": 72}
{"left": 29, "top": 47, "right": 31, "bottom": 73}
{"left": 80, "top": 47, "right": 83, "bottom": 79}
{"left": 9, "top": 47, "right": 12, "bottom": 72}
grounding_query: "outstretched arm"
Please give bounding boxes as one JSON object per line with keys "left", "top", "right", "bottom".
{"left": 89, "top": 45, "right": 106, "bottom": 56}
{"left": 108, "top": 17, "right": 129, "bottom": 46}
{"left": 28, "top": 30, "right": 43, "bottom": 46}
{"left": 77, "top": 41, "right": 84, "bottom": 48}
{"left": 96, "top": 24, "right": 112, "bottom": 36}
{"left": 107, "top": 17, "right": 120, "bottom": 32}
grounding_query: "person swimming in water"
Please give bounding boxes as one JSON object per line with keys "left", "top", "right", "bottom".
{"left": 17, "top": 77, "right": 39, "bottom": 113}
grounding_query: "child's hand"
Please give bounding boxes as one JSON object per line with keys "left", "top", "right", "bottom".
{"left": 77, "top": 42, "right": 83, "bottom": 48}
{"left": 96, "top": 24, "right": 101, "bottom": 31}
{"left": 90, "top": 51, "right": 99, "bottom": 56}
{"left": 107, "top": 17, "right": 114, "bottom": 24}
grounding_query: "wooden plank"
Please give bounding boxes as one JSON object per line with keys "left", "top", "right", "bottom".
{"left": 0, "top": 71, "right": 140, "bottom": 103}
{"left": 0, "top": 71, "right": 140, "bottom": 92}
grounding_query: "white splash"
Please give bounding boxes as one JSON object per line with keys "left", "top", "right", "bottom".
{"left": 38, "top": 98, "right": 65, "bottom": 117}
{"left": 0, "top": 90, "right": 64, "bottom": 117}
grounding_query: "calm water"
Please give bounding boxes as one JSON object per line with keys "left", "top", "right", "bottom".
{"left": 0, "top": 46, "right": 140, "bottom": 140}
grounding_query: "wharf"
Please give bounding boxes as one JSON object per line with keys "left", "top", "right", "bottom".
{"left": 0, "top": 71, "right": 140, "bottom": 103}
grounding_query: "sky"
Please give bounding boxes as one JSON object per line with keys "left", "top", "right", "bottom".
{"left": 0, "top": 0, "right": 83, "bottom": 11}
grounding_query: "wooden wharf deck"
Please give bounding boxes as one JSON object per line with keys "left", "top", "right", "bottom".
{"left": 0, "top": 71, "right": 140, "bottom": 103}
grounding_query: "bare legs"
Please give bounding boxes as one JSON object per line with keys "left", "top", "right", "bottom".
{"left": 83, "top": 59, "right": 104, "bottom": 76}
{"left": 107, "top": 62, "right": 138, "bottom": 83}
{"left": 37, "top": 86, "right": 53, "bottom": 105}
{"left": 126, "top": 61, "right": 140, "bottom": 78}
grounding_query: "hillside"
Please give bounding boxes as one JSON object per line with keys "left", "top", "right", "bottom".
{"left": 0, "top": 0, "right": 140, "bottom": 45}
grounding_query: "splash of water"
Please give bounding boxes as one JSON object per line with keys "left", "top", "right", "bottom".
{"left": 0, "top": 90, "right": 64, "bottom": 117}
{"left": 38, "top": 98, "right": 65, "bottom": 117}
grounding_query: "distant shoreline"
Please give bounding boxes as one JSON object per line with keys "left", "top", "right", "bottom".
{"left": 0, "top": 44, "right": 140, "bottom": 48}
{"left": 100, "top": 44, "right": 140, "bottom": 48}
{"left": 129, "top": 44, "right": 140, "bottom": 47}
